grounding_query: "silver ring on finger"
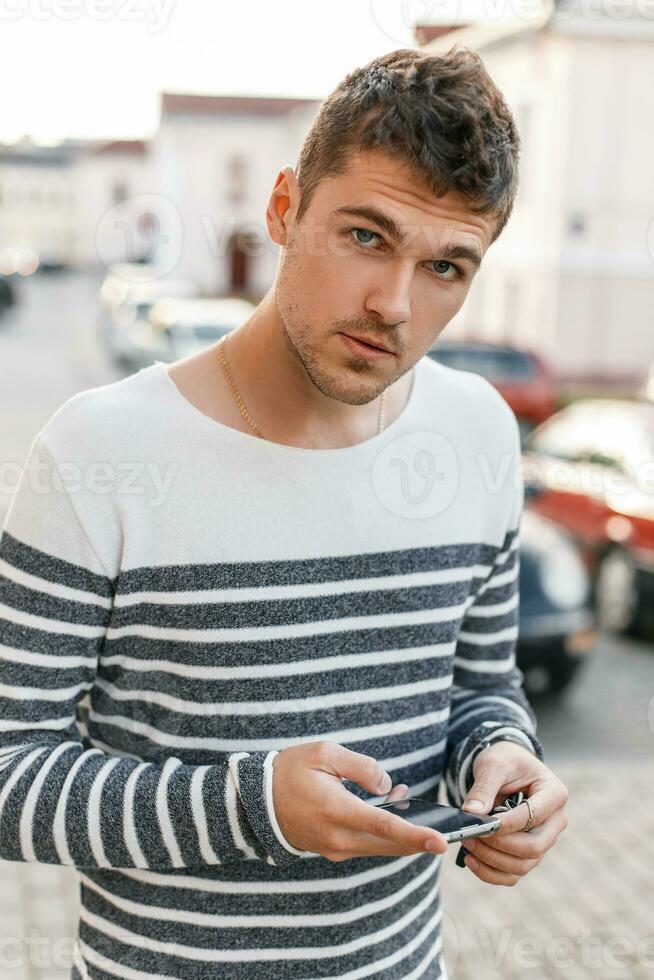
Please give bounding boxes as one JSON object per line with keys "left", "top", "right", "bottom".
{"left": 521, "top": 798, "right": 535, "bottom": 833}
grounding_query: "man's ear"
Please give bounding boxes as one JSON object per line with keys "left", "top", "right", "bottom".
{"left": 266, "top": 165, "right": 299, "bottom": 246}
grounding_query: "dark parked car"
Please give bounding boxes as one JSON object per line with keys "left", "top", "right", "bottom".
{"left": 517, "top": 504, "right": 596, "bottom": 697}
{"left": 523, "top": 398, "right": 654, "bottom": 638}
{"left": 427, "top": 341, "right": 558, "bottom": 444}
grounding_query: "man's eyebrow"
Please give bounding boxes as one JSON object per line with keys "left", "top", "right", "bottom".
{"left": 333, "top": 205, "right": 482, "bottom": 271}
{"left": 334, "top": 205, "right": 406, "bottom": 244}
{"left": 438, "top": 243, "right": 482, "bottom": 271}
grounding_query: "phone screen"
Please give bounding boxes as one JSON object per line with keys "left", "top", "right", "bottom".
{"left": 376, "top": 798, "right": 495, "bottom": 835}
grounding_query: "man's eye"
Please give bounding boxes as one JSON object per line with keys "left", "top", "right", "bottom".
{"left": 427, "top": 260, "right": 461, "bottom": 281}
{"left": 350, "top": 228, "right": 381, "bottom": 247}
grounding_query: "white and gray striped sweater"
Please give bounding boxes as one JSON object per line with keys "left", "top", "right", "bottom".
{"left": 0, "top": 354, "right": 543, "bottom": 979}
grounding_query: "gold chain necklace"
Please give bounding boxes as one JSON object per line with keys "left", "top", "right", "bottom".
{"left": 216, "top": 334, "right": 386, "bottom": 440}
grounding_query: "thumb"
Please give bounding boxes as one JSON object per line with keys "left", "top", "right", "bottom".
{"left": 461, "top": 760, "right": 504, "bottom": 814}
{"left": 327, "top": 744, "right": 393, "bottom": 796}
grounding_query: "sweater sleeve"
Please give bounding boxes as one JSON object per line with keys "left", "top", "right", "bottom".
{"left": 0, "top": 433, "right": 308, "bottom": 870}
{"left": 443, "top": 436, "right": 545, "bottom": 809}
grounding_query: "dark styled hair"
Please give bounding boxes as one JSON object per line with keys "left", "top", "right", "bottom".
{"left": 295, "top": 45, "right": 521, "bottom": 244}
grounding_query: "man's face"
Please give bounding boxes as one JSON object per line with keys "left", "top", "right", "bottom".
{"left": 273, "top": 148, "right": 497, "bottom": 407}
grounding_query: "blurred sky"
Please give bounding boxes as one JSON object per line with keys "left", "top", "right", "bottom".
{"left": 0, "top": 0, "right": 520, "bottom": 144}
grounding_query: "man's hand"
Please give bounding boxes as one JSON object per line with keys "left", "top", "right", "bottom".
{"left": 272, "top": 741, "right": 448, "bottom": 862}
{"left": 459, "top": 740, "right": 568, "bottom": 886}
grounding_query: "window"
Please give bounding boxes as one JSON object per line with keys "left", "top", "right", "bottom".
{"left": 226, "top": 154, "right": 247, "bottom": 205}
{"left": 112, "top": 181, "right": 129, "bottom": 206}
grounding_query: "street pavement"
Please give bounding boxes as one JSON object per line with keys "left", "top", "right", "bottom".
{"left": 1, "top": 272, "right": 653, "bottom": 978}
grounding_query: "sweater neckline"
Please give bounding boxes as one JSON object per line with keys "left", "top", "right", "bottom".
{"left": 152, "top": 357, "right": 423, "bottom": 459}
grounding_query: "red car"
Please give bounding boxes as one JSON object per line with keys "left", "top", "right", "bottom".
{"left": 522, "top": 398, "right": 654, "bottom": 637}
{"left": 427, "top": 341, "right": 557, "bottom": 443}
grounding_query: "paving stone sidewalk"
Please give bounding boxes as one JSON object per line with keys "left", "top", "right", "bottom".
{"left": 0, "top": 761, "right": 652, "bottom": 979}
{"left": 440, "top": 761, "right": 654, "bottom": 979}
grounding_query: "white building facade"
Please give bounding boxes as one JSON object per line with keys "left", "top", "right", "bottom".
{"left": 424, "top": 2, "right": 654, "bottom": 384}
{"left": 0, "top": 138, "right": 155, "bottom": 273}
{"left": 149, "top": 94, "right": 320, "bottom": 298}
{"left": 72, "top": 140, "right": 153, "bottom": 271}
{"left": 0, "top": 139, "right": 78, "bottom": 269}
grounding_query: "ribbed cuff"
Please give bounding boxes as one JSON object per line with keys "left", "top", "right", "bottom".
{"left": 447, "top": 723, "right": 545, "bottom": 808}
{"left": 234, "top": 750, "right": 316, "bottom": 866}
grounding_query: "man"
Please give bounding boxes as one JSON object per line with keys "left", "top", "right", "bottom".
{"left": 0, "top": 46, "right": 567, "bottom": 979}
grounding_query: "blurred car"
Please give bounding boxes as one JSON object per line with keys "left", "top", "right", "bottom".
{"left": 98, "top": 262, "right": 161, "bottom": 311}
{"left": 517, "top": 502, "right": 596, "bottom": 697}
{"left": 120, "top": 296, "right": 257, "bottom": 370}
{"left": 37, "top": 256, "right": 69, "bottom": 273}
{"left": 0, "top": 244, "right": 39, "bottom": 277}
{"left": 97, "top": 264, "right": 199, "bottom": 369}
{"left": 427, "top": 341, "right": 558, "bottom": 444}
{"left": 522, "top": 398, "right": 654, "bottom": 638}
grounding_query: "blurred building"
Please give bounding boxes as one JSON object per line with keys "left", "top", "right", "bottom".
{"left": 72, "top": 139, "right": 153, "bottom": 270}
{"left": 0, "top": 137, "right": 153, "bottom": 273}
{"left": 422, "top": 0, "right": 654, "bottom": 386}
{"left": 0, "top": 138, "right": 79, "bottom": 271}
{"left": 150, "top": 93, "right": 320, "bottom": 298}
{"left": 0, "top": 93, "right": 322, "bottom": 298}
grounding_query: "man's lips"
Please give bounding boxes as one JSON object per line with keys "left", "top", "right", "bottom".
{"left": 340, "top": 333, "right": 396, "bottom": 356}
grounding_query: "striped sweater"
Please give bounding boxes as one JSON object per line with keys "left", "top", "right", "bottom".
{"left": 0, "top": 354, "right": 544, "bottom": 979}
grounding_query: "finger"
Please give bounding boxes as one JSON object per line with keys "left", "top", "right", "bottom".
{"left": 382, "top": 783, "right": 409, "bottom": 803}
{"left": 494, "top": 781, "right": 568, "bottom": 836}
{"left": 335, "top": 796, "right": 447, "bottom": 854}
{"left": 478, "top": 810, "right": 566, "bottom": 859}
{"left": 327, "top": 828, "right": 444, "bottom": 861}
{"left": 464, "top": 853, "right": 520, "bottom": 887}
{"left": 464, "top": 836, "right": 539, "bottom": 876}
{"left": 319, "top": 742, "right": 394, "bottom": 796}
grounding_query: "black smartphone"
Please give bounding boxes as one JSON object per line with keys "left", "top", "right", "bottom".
{"left": 374, "top": 797, "right": 501, "bottom": 844}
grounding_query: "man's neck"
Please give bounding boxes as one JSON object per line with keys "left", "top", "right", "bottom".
{"left": 167, "top": 291, "right": 415, "bottom": 450}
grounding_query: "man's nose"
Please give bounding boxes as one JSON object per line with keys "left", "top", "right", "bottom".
{"left": 364, "top": 262, "right": 413, "bottom": 327}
